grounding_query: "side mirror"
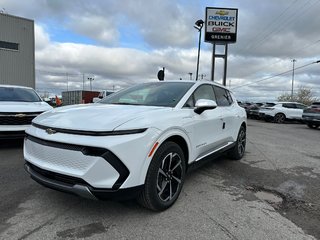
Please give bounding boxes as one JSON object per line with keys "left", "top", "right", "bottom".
{"left": 194, "top": 99, "right": 217, "bottom": 114}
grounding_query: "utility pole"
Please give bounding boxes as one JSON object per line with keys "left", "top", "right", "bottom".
{"left": 82, "top": 74, "right": 85, "bottom": 90}
{"left": 66, "top": 73, "right": 69, "bottom": 91}
{"left": 291, "top": 59, "right": 296, "bottom": 101}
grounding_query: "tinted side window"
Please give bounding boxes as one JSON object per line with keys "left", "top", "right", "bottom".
{"left": 283, "top": 103, "right": 295, "bottom": 108}
{"left": 226, "top": 90, "right": 234, "bottom": 105}
{"left": 183, "top": 84, "right": 216, "bottom": 108}
{"left": 213, "top": 86, "right": 232, "bottom": 106}
{"left": 296, "top": 104, "right": 306, "bottom": 109}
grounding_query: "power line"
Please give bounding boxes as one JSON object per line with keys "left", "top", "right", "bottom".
{"left": 240, "top": 0, "right": 318, "bottom": 54}
{"left": 231, "top": 0, "right": 320, "bottom": 81}
{"left": 232, "top": 38, "right": 320, "bottom": 81}
{"left": 36, "top": 69, "right": 83, "bottom": 77}
{"left": 231, "top": 60, "right": 319, "bottom": 90}
{"left": 239, "top": 0, "right": 300, "bottom": 53}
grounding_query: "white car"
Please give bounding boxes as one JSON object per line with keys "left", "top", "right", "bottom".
{"left": 0, "top": 85, "right": 53, "bottom": 139}
{"left": 24, "top": 81, "right": 246, "bottom": 211}
{"left": 259, "top": 102, "right": 307, "bottom": 123}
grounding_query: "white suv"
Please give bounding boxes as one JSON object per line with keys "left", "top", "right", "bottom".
{"left": 24, "top": 81, "right": 246, "bottom": 211}
{"left": 0, "top": 85, "right": 53, "bottom": 139}
{"left": 259, "top": 102, "right": 307, "bottom": 123}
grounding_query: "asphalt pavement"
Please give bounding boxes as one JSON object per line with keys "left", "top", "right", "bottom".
{"left": 0, "top": 119, "right": 319, "bottom": 240}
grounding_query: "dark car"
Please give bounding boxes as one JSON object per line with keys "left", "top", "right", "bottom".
{"left": 247, "top": 103, "right": 264, "bottom": 119}
{"left": 302, "top": 102, "right": 320, "bottom": 129}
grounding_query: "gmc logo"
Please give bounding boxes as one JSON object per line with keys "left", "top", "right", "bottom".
{"left": 212, "top": 27, "right": 231, "bottom": 33}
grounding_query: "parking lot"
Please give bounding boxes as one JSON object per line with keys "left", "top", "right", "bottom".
{"left": 0, "top": 119, "right": 319, "bottom": 240}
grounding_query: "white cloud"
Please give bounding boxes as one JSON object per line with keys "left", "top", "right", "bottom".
{"left": 2, "top": 0, "right": 320, "bottom": 99}
{"left": 68, "top": 14, "right": 119, "bottom": 45}
{"left": 34, "top": 24, "right": 50, "bottom": 50}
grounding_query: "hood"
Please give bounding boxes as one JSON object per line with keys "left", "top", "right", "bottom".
{"left": 0, "top": 101, "right": 53, "bottom": 113}
{"left": 33, "top": 103, "right": 168, "bottom": 131}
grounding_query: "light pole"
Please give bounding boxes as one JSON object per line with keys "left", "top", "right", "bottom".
{"left": 88, "top": 77, "right": 94, "bottom": 91}
{"left": 291, "top": 59, "right": 296, "bottom": 101}
{"left": 194, "top": 19, "right": 204, "bottom": 81}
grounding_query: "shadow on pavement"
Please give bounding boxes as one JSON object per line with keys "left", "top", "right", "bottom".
{"left": 0, "top": 139, "right": 24, "bottom": 149}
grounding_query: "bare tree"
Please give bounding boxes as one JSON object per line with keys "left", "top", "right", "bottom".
{"left": 277, "top": 86, "right": 319, "bottom": 105}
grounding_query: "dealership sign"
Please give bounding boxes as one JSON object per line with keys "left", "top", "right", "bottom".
{"left": 205, "top": 7, "right": 238, "bottom": 43}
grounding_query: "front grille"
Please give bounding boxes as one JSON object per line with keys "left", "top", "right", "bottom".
{"left": 0, "top": 131, "right": 25, "bottom": 139}
{"left": 0, "top": 112, "right": 43, "bottom": 125}
{"left": 25, "top": 134, "right": 130, "bottom": 190}
{"left": 27, "top": 162, "right": 88, "bottom": 186}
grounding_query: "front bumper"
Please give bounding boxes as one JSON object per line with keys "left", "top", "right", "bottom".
{"left": 24, "top": 162, "right": 143, "bottom": 200}
{"left": 24, "top": 125, "right": 160, "bottom": 191}
{"left": 0, "top": 125, "right": 29, "bottom": 139}
{"left": 24, "top": 134, "right": 129, "bottom": 190}
{"left": 302, "top": 114, "right": 320, "bottom": 123}
{"left": 259, "top": 112, "right": 274, "bottom": 121}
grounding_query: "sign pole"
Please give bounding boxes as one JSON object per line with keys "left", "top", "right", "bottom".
{"left": 223, "top": 43, "right": 228, "bottom": 86}
{"left": 211, "top": 43, "right": 216, "bottom": 81}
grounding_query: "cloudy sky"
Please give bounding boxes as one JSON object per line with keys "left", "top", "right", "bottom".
{"left": 1, "top": 0, "right": 320, "bottom": 101}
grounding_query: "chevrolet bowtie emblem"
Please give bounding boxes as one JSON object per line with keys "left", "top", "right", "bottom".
{"left": 15, "top": 113, "right": 27, "bottom": 118}
{"left": 216, "top": 10, "right": 229, "bottom": 16}
{"left": 46, "top": 128, "right": 57, "bottom": 135}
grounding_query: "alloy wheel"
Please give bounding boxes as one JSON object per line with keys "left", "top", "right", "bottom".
{"left": 237, "top": 129, "right": 246, "bottom": 157}
{"left": 274, "top": 113, "right": 285, "bottom": 123}
{"left": 156, "top": 152, "right": 183, "bottom": 202}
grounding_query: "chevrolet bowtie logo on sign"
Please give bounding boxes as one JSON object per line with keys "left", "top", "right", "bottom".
{"left": 46, "top": 128, "right": 57, "bottom": 135}
{"left": 216, "top": 10, "right": 229, "bottom": 16}
{"left": 15, "top": 113, "right": 27, "bottom": 118}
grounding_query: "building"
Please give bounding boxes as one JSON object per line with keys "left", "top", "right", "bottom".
{"left": 0, "top": 13, "right": 35, "bottom": 88}
{"left": 62, "top": 90, "right": 100, "bottom": 105}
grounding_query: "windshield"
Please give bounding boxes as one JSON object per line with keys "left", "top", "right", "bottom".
{"left": 0, "top": 87, "right": 42, "bottom": 102}
{"left": 100, "top": 82, "right": 194, "bottom": 107}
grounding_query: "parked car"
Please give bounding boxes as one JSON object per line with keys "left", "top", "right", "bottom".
{"left": 302, "top": 102, "right": 320, "bottom": 129}
{"left": 24, "top": 81, "right": 247, "bottom": 211}
{"left": 93, "top": 90, "right": 115, "bottom": 103}
{"left": 247, "top": 103, "right": 264, "bottom": 119}
{"left": 259, "top": 102, "right": 306, "bottom": 123}
{"left": 0, "top": 85, "right": 53, "bottom": 139}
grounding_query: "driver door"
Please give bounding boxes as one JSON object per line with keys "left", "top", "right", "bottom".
{"left": 183, "top": 84, "right": 226, "bottom": 161}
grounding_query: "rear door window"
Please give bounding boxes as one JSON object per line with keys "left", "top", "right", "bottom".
{"left": 283, "top": 103, "right": 295, "bottom": 109}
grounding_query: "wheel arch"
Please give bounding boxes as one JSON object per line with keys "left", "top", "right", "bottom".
{"left": 163, "top": 135, "right": 189, "bottom": 170}
{"left": 276, "top": 112, "right": 286, "bottom": 117}
{"left": 139, "top": 129, "right": 191, "bottom": 185}
{"left": 241, "top": 121, "right": 247, "bottom": 132}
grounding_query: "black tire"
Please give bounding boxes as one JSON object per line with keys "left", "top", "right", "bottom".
{"left": 228, "top": 126, "right": 246, "bottom": 160}
{"left": 307, "top": 123, "right": 319, "bottom": 129}
{"left": 138, "top": 142, "right": 186, "bottom": 211}
{"left": 264, "top": 117, "right": 272, "bottom": 122}
{"left": 274, "top": 113, "right": 286, "bottom": 123}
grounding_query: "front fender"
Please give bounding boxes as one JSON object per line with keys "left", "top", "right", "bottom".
{"left": 138, "top": 127, "right": 192, "bottom": 185}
